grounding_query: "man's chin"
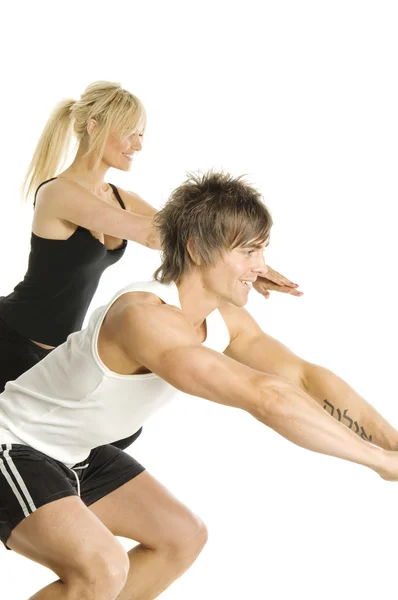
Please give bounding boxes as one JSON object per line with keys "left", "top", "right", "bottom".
{"left": 229, "top": 297, "right": 248, "bottom": 309}
{"left": 217, "top": 290, "right": 249, "bottom": 308}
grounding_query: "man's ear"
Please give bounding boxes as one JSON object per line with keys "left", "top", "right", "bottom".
{"left": 187, "top": 238, "right": 201, "bottom": 266}
{"left": 86, "top": 119, "right": 98, "bottom": 136}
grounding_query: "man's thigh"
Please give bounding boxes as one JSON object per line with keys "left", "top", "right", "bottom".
{"left": 7, "top": 496, "right": 120, "bottom": 578}
{"left": 89, "top": 470, "right": 203, "bottom": 550}
{"left": 78, "top": 443, "right": 145, "bottom": 507}
{"left": 1, "top": 444, "right": 122, "bottom": 577}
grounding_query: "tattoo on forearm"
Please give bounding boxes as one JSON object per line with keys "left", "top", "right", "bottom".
{"left": 323, "top": 399, "right": 373, "bottom": 442}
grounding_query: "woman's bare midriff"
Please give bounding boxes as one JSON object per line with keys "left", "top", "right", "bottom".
{"left": 30, "top": 339, "right": 55, "bottom": 350}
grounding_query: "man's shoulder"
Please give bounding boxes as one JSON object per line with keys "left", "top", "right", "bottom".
{"left": 109, "top": 289, "right": 183, "bottom": 331}
{"left": 120, "top": 290, "right": 165, "bottom": 307}
{"left": 100, "top": 289, "right": 188, "bottom": 365}
{"left": 218, "top": 301, "right": 261, "bottom": 340}
{"left": 218, "top": 301, "right": 249, "bottom": 324}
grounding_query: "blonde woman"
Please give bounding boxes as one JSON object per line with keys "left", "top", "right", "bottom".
{"left": 0, "top": 81, "right": 301, "bottom": 418}
{"left": 0, "top": 82, "right": 154, "bottom": 396}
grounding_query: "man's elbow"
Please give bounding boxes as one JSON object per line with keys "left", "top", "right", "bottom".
{"left": 248, "top": 373, "right": 291, "bottom": 426}
{"left": 301, "top": 362, "right": 334, "bottom": 395}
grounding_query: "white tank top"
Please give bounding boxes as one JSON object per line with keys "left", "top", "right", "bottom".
{"left": 0, "top": 281, "right": 230, "bottom": 466}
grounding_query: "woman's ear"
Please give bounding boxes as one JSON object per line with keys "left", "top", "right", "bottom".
{"left": 86, "top": 119, "right": 98, "bottom": 136}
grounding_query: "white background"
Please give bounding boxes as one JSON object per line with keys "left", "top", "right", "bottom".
{"left": 1, "top": 1, "right": 398, "bottom": 598}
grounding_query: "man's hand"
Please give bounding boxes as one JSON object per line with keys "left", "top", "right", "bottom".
{"left": 375, "top": 450, "right": 398, "bottom": 481}
{"left": 253, "top": 266, "right": 303, "bottom": 299}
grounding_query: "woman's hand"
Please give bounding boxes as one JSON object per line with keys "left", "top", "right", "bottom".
{"left": 145, "top": 220, "right": 161, "bottom": 249}
{"left": 253, "top": 266, "right": 303, "bottom": 299}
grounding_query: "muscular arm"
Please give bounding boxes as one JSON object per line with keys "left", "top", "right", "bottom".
{"left": 221, "top": 303, "right": 398, "bottom": 451}
{"left": 111, "top": 300, "right": 398, "bottom": 480}
{"left": 36, "top": 179, "right": 159, "bottom": 249}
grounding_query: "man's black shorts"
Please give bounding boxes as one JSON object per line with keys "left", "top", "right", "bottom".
{"left": 0, "top": 442, "right": 145, "bottom": 549}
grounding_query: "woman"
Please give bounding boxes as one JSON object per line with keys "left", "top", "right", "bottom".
{"left": 0, "top": 80, "right": 301, "bottom": 399}
{"left": 0, "top": 81, "right": 157, "bottom": 397}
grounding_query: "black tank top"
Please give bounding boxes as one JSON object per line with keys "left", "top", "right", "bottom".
{"left": 0, "top": 180, "right": 127, "bottom": 346}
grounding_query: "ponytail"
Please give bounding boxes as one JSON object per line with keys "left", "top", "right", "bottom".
{"left": 22, "top": 98, "right": 75, "bottom": 202}
{"left": 22, "top": 81, "right": 146, "bottom": 203}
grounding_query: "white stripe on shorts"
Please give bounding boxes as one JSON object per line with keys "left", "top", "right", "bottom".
{"left": 0, "top": 444, "right": 37, "bottom": 516}
{"left": 0, "top": 457, "right": 30, "bottom": 518}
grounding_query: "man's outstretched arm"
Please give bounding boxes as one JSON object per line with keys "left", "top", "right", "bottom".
{"left": 222, "top": 303, "right": 398, "bottom": 452}
{"left": 117, "top": 301, "right": 398, "bottom": 481}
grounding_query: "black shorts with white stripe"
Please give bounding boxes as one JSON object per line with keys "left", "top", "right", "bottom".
{"left": 0, "top": 442, "right": 145, "bottom": 549}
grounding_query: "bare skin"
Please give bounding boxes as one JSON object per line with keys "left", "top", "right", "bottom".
{"left": 98, "top": 242, "right": 398, "bottom": 480}
{"left": 222, "top": 303, "right": 398, "bottom": 451}
{"left": 33, "top": 127, "right": 158, "bottom": 249}
{"left": 30, "top": 127, "right": 158, "bottom": 350}
{"left": 7, "top": 241, "right": 398, "bottom": 599}
{"left": 8, "top": 473, "right": 206, "bottom": 600}
{"left": 31, "top": 126, "right": 302, "bottom": 351}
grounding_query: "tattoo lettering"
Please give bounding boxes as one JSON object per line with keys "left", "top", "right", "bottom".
{"left": 323, "top": 399, "right": 334, "bottom": 416}
{"left": 360, "top": 426, "right": 372, "bottom": 442}
{"left": 322, "top": 400, "right": 372, "bottom": 442}
{"left": 342, "top": 409, "right": 353, "bottom": 429}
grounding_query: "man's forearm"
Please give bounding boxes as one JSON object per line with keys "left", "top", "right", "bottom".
{"left": 253, "top": 376, "right": 396, "bottom": 478}
{"left": 302, "top": 364, "right": 398, "bottom": 451}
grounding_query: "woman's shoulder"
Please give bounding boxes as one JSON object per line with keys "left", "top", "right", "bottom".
{"left": 109, "top": 185, "right": 137, "bottom": 208}
{"left": 35, "top": 177, "right": 87, "bottom": 207}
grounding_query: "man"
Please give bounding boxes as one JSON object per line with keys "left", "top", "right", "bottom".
{"left": 0, "top": 171, "right": 397, "bottom": 600}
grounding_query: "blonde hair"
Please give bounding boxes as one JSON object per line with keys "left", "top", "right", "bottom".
{"left": 23, "top": 81, "right": 146, "bottom": 202}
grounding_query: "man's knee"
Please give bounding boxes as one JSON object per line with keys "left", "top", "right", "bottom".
{"left": 69, "top": 542, "right": 129, "bottom": 600}
{"left": 162, "top": 511, "right": 208, "bottom": 564}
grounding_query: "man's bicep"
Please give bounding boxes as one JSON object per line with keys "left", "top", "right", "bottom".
{"left": 152, "top": 344, "right": 264, "bottom": 411}
{"left": 224, "top": 313, "right": 308, "bottom": 387}
{"left": 125, "top": 306, "right": 261, "bottom": 411}
{"left": 124, "top": 303, "right": 196, "bottom": 368}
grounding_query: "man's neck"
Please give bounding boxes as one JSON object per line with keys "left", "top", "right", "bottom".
{"left": 176, "top": 274, "right": 220, "bottom": 329}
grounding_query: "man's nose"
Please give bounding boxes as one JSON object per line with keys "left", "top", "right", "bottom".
{"left": 254, "top": 254, "right": 267, "bottom": 274}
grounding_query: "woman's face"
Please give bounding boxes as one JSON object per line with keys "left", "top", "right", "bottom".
{"left": 102, "top": 129, "right": 144, "bottom": 171}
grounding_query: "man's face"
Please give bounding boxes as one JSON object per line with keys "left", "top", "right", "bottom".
{"left": 201, "top": 240, "right": 269, "bottom": 307}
